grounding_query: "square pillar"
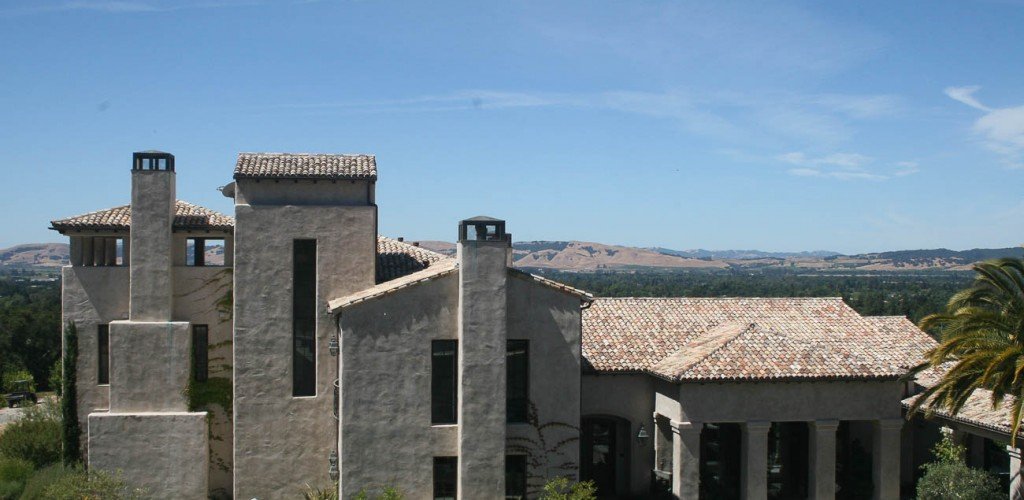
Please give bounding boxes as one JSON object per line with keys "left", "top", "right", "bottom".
{"left": 809, "top": 420, "right": 839, "bottom": 500}
{"left": 1009, "top": 446, "right": 1023, "bottom": 500}
{"left": 742, "top": 421, "right": 771, "bottom": 500}
{"left": 872, "top": 419, "right": 902, "bottom": 500}
{"left": 671, "top": 420, "right": 701, "bottom": 499}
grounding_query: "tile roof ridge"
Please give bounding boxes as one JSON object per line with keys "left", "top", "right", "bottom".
{"left": 51, "top": 203, "right": 129, "bottom": 223}
{"left": 674, "top": 322, "right": 758, "bottom": 380}
{"left": 591, "top": 296, "right": 846, "bottom": 300}
{"left": 237, "top": 152, "right": 375, "bottom": 157}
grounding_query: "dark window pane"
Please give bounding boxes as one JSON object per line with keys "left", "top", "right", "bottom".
{"left": 506, "top": 340, "right": 528, "bottom": 423}
{"left": 505, "top": 455, "right": 527, "bottom": 500}
{"left": 433, "top": 456, "right": 457, "bottom": 500}
{"left": 431, "top": 340, "right": 457, "bottom": 424}
{"left": 97, "top": 325, "right": 109, "bottom": 385}
{"left": 293, "top": 239, "right": 317, "bottom": 396}
{"left": 192, "top": 325, "right": 209, "bottom": 382}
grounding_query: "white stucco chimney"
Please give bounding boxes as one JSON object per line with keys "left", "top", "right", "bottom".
{"left": 128, "top": 150, "right": 176, "bottom": 321}
{"left": 456, "top": 216, "right": 510, "bottom": 499}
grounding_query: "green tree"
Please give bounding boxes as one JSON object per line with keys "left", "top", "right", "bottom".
{"left": 916, "top": 434, "right": 1002, "bottom": 500}
{"left": 60, "top": 322, "right": 80, "bottom": 466}
{"left": 908, "top": 257, "right": 1024, "bottom": 443}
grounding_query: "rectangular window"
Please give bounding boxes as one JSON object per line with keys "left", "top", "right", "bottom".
{"left": 507, "top": 340, "right": 529, "bottom": 423}
{"left": 433, "top": 456, "right": 457, "bottom": 500}
{"left": 431, "top": 340, "right": 458, "bottom": 424}
{"left": 186, "top": 238, "right": 226, "bottom": 266}
{"left": 97, "top": 324, "right": 109, "bottom": 385}
{"left": 505, "top": 455, "right": 527, "bottom": 500}
{"left": 192, "top": 325, "right": 209, "bottom": 382}
{"left": 293, "top": 239, "right": 317, "bottom": 397}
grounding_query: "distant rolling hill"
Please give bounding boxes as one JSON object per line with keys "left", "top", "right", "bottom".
{"left": 3, "top": 240, "right": 1022, "bottom": 273}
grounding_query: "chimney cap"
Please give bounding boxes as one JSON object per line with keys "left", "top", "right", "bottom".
{"left": 132, "top": 151, "right": 175, "bottom": 172}
{"left": 458, "top": 216, "right": 508, "bottom": 243}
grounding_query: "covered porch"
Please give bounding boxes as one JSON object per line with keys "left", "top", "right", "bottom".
{"left": 653, "top": 379, "right": 904, "bottom": 500}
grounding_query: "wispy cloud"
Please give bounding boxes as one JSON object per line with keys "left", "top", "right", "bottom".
{"left": 944, "top": 86, "right": 992, "bottom": 112}
{"left": 777, "top": 152, "right": 919, "bottom": 181}
{"left": 275, "top": 88, "right": 898, "bottom": 148}
{"left": 946, "top": 86, "right": 1024, "bottom": 168}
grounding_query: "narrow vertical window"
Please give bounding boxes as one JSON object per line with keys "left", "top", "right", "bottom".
{"left": 431, "top": 340, "right": 457, "bottom": 424}
{"left": 506, "top": 340, "right": 529, "bottom": 423}
{"left": 293, "top": 239, "right": 317, "bottom": 396}
{"left": 192, "top": 325, "right": 209, "bottom": 382}
{"left": 433, "top": 456, "right": 457, "bottom": 500}
{"left": 97, "top": 324, "right": 109, "bottom": 385}
{"left": 505, "top": 455, "right": 527, "bottom": 500}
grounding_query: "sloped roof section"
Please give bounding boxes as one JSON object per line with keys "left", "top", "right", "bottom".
{"left": 864, "top": 316, "right": 937, "bottom": 369}
{"left": 377, "top": 236, "right": 451, "bottom": 282}
{"left": 330, "top": 259, "right": 458, "bottom": 311}
{"left": 508, "top": 268, "right": 593, "bottom": 301}
{"left": 50, "top": 201, "right": 234, "bottom": 233}
{"left": 583, "top": 297, "right": 912, "bottom": 380}
{"left": 234, "top": 153, "right": 377, "bottom": 180}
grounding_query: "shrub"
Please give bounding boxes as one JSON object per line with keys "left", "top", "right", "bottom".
{"left": 0, "top": 400, "right": 61, "bottom": 468}
{"left": 18, "top": 464, "right": 70, "bottom": 500}
{"left": 540, "top": 477, "right": 597, "bottom": 500}
{"left": 916, "top": 434, "right": 1003, "bottom": 500}
{"left": 347, "top": 485, "right": 404, "bottom": 500}
{"left": 0, "top": 456, "right": 33, "bottom": 499}
{"left": 0, "top": 369, "right": 34, "bottom": 394}
{"left": 302, "top": 483, "right": 338, "bottom": 500}
{"left": 48, "top": 359, "right": 61, "bottom": 397}
{"left": 42, "top": 467, "right": 144, "bottom": 499}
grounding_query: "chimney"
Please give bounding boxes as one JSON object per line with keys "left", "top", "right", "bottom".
{"left": 128, "top": 151, "right": 176, "bottom": 321}
{"left": 455, "top": 216, "right": 510, "bottom": 498}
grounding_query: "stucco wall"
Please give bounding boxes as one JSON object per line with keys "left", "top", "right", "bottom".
{"left": 107, "top": 321, "right": 190, "bottom": 412}
{"left": 61, "top": 266, "right": 129, "bottom": 455}
{"left": 235, "top": 179, "right": 373, "bottom": 206}
{"left": 173, "top": 266, "right": 234, "bottom": 497}
{"left": 338, "top": 273, "right": 459, "bottom": 497}
{"left": 233, "top": 203, "right": 376, "bottom": 498}
{"left": 506, "top": 274, "right": 582, "bottom": 493}
{"left": 675, "top": 379, "right": 903, "bottom": 423}
{"left": 581, "top": 373, "right": 656, "bottom": 497}
{"left": 128, "top": 170, "right": 175, "bottom": 321}
{"left": 88, "top": 412, "right": 209, "bottom": 498}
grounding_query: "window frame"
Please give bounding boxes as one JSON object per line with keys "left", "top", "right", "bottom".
{"left": 506, "top": 339, "right": 529, "bottom": 424}
{"left": 97, "top": 324, "right": 109, "bottom": 385}
{"left": 431, "top": 339, "right": 458, "bottom": 425}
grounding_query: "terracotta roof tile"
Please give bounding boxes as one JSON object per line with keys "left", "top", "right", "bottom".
{"left": 376, "top": 236, "right": 450, "bottom": 282}
{"left": 50, "top": 201, "right": 234, "bottom": 233}
{"left": 583, "top": 298, "right": 916, "bottom": 381}
{"left": 330, "top": 259, "right": 459, "bottom": 311}
{"left": 234, "top": 153, "right": 377, "bottom": 180}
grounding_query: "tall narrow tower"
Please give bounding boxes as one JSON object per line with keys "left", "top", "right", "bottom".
{"left": 87, "top": 151, "right": 209, "bottom": 498}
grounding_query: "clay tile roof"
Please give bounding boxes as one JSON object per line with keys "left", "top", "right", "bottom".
{"left": 234, "top": 153, "right": 377, "bottom": 180}
{"left": 376, "top": 236, "right": 451, "bottom": 282}
{"left": 903, "top": 386, "right": 1017, "bottom": 437}
{"left": 50, "top": 201, "right": 234, "bottom": 233}
{"left": 863, "top": 316, "right": 937, "bottom": 369}
{"left": 508, "top": 268, "right": 594, "bottom": 301}
{"left": 329, "top": 259, "right": 459, "bottom": 311}
{"left": 583, "top": 297, "right": 914, "bottom": 381}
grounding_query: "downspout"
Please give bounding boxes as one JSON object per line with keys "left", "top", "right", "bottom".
{"left": 329, "top": 310, "right": 341, "bottom": 485}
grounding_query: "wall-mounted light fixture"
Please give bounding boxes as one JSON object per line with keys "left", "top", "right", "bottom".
{"left": 637, "top": 424, "right": 650, "bottom": 445}
{"left": 329, "top": 333, "right": 339, "bottom": 357}
{"left": 329, "top": 450, "right": 339, "bottom": 481}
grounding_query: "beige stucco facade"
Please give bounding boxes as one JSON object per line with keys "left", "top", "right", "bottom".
{"left": 55, "top": 151, "right": 972, "bottom": 500}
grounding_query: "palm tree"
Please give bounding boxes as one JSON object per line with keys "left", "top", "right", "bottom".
{"left": 908, "top": 257, "right": 1024, "bottom": 444}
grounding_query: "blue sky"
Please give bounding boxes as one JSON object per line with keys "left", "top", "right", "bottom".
{"left": 1, "top": 0, "right": 1022, "bottom": 253}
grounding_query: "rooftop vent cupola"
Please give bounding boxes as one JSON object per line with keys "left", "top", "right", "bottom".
{"left": 458, "top": 216, "right": 509, "bottom": 243}
{"left": 132, "top": 150, "right": 175, "bottom": 171}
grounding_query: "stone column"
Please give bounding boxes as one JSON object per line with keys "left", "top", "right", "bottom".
{"left": 671, "top": 420, "right": 701, "bottom": 499}
{"left": 872, "top": 419, "right": 903, "bottom": 500}
{"left": 809, "top": 420, "right": 839, "bottom": 500}
{"left": 1009, "top": 446, "right": 1023, "bottom": 500}
{"left": 742, "top": 421, "right": 771, "bottom": 500}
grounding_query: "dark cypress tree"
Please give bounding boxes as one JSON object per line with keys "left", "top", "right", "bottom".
{"left": 61, "top": 321, "right": 81, "bottom": 465}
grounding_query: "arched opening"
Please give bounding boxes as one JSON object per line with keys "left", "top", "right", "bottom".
{"left": 581, "top": 415, "right": 632, "bottom": 499}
